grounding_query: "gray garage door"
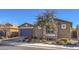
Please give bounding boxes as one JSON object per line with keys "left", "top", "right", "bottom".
{"left": 20, "top": 29, "right": 33, "bottom": 37}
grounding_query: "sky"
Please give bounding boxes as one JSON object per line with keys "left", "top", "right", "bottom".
{"left": 0, "top": 9, "right": 78, "bottom": 27}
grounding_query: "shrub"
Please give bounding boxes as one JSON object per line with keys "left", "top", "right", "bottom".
{"left": 56, "top": 38, "right": 70, "bottom": 45}
{"left": 0, "top": 36, "right": 2, "bottom": 39}
{"left": 0, "top": 36, "right": 4, "bottom": 39}
{"left": 44, "top": 41, "right": 56, "bottom": 45}
{"left": 56, "top": 41, "right": 66, "bottom": 45}
{"left": 51, "top": 41, "right": 56, "bottom": 44}
{"left": 33, "top": 37, "right": 37, "bottom": 39}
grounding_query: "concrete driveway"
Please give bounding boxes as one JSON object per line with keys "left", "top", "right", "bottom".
{"left": 0, "top": 37, "right": 25, "bottom": 46}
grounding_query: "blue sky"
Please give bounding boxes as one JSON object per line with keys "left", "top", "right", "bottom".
{"left": 0, "top": 9, "right": 78, "bottom": 27}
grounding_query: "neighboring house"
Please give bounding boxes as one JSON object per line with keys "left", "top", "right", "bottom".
{"left": 19, "top": 23, "right": 34, "bottom": 37}
{"left": 8, "top": 26, "right": 19, "bottom": 37}
{"left": 0, "top": 23, "right": 19, "bottom": 37}
{"left": 71, "top": 28, "right": 77, "bottom": 39}
{"left": 34, "top": 18, "right": 72, "bottom": 39}
{"left": 0, "top": 24, "right": 5, "bottom": 36}
{"left": 72, "top": 25, "right": 79, "bottom": 40}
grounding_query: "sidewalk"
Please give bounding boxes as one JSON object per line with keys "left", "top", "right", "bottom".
{"left": 6, "top": 42, "right": 79, "bottom": 49}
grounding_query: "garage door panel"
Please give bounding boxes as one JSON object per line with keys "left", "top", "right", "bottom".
{"left": 20, "top": 29, "right": 33, "bottom": 37}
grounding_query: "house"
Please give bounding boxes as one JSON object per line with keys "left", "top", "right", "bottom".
{"left": 19, "top": 23, "right": 34, "bottom": 37}
{"left": 71, "top": 28, "right": 76, "bottom": 37}
{"left": 8, "top": 26, "right": 19, "bottom": 37}
{"left": 72, "top": 25, "right": 79, "bottom": 40}
{"left": 55, "top": 18, "right": 72, "bottom": 39}
{"left": 0, "top": 23, "right": 19, "bottom": 37}
{"left": 17, "top": 18, "right": 72, "bottom": 40}
{"left": 34, "top": 18, "right": 72, "bottom": 39}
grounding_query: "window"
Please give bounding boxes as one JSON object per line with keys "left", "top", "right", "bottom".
{"left": 61, "top": 24, "right": 66, "bottom": 29}
{"left": 48, "top": 29, "right": 54, "bottom": 34}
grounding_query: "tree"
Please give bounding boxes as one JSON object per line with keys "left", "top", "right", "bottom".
{"left": 76, "top": 24, "right": 79, "bottom": 29}
{"left": 76, "top": 24, "right": 79, "bottom": 39}
{"left": 3, "top": 23, "right": 13, "bottom": 38}
{"left": 36, "top": 10, "right": 58, "bottom": 41}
